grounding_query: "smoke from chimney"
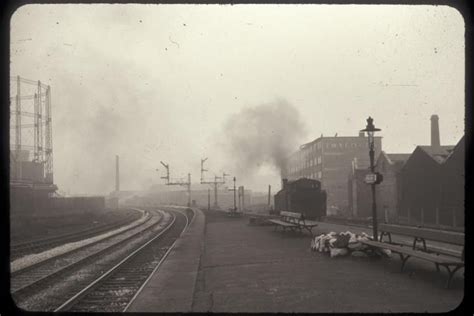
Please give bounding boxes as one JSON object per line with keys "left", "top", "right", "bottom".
{"left": 430, "top": 114, "right": 440, "bottom": 148}
{"left": 221, "top": 99, "right": 306, "bottom": 178}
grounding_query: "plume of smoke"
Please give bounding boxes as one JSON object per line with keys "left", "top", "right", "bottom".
{"left": 222, "top": 99, "right": 306, "bottom": 178}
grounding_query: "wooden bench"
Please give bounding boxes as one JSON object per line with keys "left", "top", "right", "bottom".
{"left": 225, "top": 208, "right": 243, "bottom": 217}
{"left": 378, "top": 224, "right": 464, "bottom": 259}
{"left": 268, "top": 211, "right": 318, "bottom": 236}
{"left": 360, "top": 224, "right": 464, "bottom": 288}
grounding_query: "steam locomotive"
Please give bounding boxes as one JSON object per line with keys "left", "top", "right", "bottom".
{"left": 274, "top": 178, "right": 327, "bottom": 220}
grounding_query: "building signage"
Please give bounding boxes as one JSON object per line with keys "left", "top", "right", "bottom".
{"left": 364, "top": 173, "right": 377, "bottom": 184}
{"left": 364, "top": 172, "right": 383, "bottom": 185}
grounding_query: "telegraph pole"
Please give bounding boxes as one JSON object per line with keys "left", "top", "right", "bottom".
{"left": 233, "top": 177, "right": 236, "bottom": 212}
{"left": 207, "top": 188, "right": 210, "bottom": 211}
{"left": 200, "top": 157, "right": 228, "bottom": 210}
{"left": 159, "top": 161, "right": 192, "bottom": 207}
{"left": 228, "top": 177, "right": 237, "bottom": 214}
{"left": 238, "top": 186, "right": 242, "bottom": 211}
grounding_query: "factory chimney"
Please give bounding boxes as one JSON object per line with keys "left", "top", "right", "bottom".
{"left": 268, "top": 185, "right": 271, "bottom": 207}
{"left": 430, "top": 114, "right": 441, "bottom": 148}
{"left": 115, "top": 155, "right": 120, "bottom": 192}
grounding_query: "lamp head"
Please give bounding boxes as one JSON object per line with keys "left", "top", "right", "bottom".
{"left": 360, "top": 116, "right": 381, "bottom": 133}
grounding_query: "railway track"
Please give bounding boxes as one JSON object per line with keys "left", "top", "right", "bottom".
{"left": 11, "top": 209, "right": 142, "bottom": 260}
{"left": 11, "top": 209, "right": 167, "bottom": 309}
{"left": 55, "top": 209, "right": 191, "bottom": 312}
{"left": 11, "top": 210, "right": 152, "bottom": 275}
{"left": 11, "top": 208, "right": 192, "bottom": 312}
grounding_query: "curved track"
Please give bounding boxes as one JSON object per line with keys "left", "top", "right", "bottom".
{"left": 11, "top": 209, "right": 142, "bottom": 260}
{"left": 11, "top": 210, "right": 152, "bottom": 277}
{"left": 55, "top": 209, "right": 191, "bottom": 312}
{"left": 11, "top": 209, "right": 166, "bottom": 309}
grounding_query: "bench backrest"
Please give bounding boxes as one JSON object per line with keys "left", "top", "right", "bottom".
{"left": 280, "top": 211, "right": 302, "bottom": 219}
{"left": 379, "top": 224, "right": 464, "bottom": 246}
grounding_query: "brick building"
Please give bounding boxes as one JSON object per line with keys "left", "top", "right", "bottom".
{"left": 10, "top": 149, "right": 58, "bottom": 215}
{"left": 347, "top": 159, "right": 372, "bottom": 218}
{"left": 439, "top": 136, "right": 465, "bottom": 227}
{"left": 347, "top": 151, "right": 409, "bottom": 221}
{"left": 398, "top": 145, "right": 454, "bottom": 225}
{"left": 284, "top": 133, "right": 382, "bottom": 215}
{"left": 398, "top": 115, "right": 463, "bottom": 228}
{"left": 374, "top": 152, "right": 410, "bottom": 222}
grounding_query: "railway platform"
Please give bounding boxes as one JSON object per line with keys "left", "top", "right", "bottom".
{"left": 126, "top": 207, "right": 205, "bottom": 312}
{"left": 128, "top": 209, "right": 464, "bottom": 313}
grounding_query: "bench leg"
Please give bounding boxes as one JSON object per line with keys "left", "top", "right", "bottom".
{"left": 441, "top": 265, "right": 462, "bottom": 289}
{"left": 412, "top": 237, "right": 427, "bottom": 251}
{"left": 435, "top": 263, "right": 440, "bottom": 272}
{"left": 380, "top": 232, "right": 391, "bottom": 243}
{"left": 398, "top": 253, "right": 411, "bottom": 272}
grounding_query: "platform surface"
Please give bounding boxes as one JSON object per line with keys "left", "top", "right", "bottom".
{"left": 126, "top": 208, "right": 205, "bottom": 312}
{"left": 129, "top": 209, "right": 464, "bottom": 313}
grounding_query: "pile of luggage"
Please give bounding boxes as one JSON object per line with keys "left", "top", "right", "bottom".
{"left": 310, "top": 231, "right": 391, "bottom": 258}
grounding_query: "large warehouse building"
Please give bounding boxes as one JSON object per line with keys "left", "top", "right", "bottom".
{"left": 283, "top": 133, "right": 382, "bottom": 216}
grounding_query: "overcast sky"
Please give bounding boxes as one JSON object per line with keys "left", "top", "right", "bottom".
{"left": 10, "top": 4, "right": 465, "bottom": 195}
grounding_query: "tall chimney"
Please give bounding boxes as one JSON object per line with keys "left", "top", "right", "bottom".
{"left": 430, "top": 115, "right": 440, "bottom": 148}
{"left": 115, "top": 155, "right": 120, "bottom": 192}
{"left": 268, "top": 185, "right": 271, "bottom": 207}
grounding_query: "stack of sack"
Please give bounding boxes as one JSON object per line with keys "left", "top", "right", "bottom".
{"left": 310, "top": 231, "right": 391, "bottom": 258}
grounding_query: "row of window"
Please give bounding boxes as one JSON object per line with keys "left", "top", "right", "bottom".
{"left": 289, "top": 156, "right": 323, "bottom": 173}
{"left": 305, "top": 141, "right": 369, "bottom": 154}
{"left": 288, "top": 171, "right": 323, "bottom": 180}
{"left": 327, "top": 142, "right": 369, "bottom": 149}
{"left": 291, "top": 142, "right": 369, "bottom": 163}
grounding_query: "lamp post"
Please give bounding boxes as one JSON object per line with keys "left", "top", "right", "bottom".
{"left": 361, "top": 117, "right": 381, "bottom": 241}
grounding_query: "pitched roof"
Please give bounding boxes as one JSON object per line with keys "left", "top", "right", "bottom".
{"left": 444, "top": 136, "right": 465, "bottom": 162}
{"left": 418, "top": 145, "right": 455, "bottom": 163}
{"left": 385, "top": 153, "right": 411, "bottom": 164}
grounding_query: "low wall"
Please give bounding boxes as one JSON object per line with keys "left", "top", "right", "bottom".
{"left": 50, "top": 196, "right": 105, "bottom": 211}
{"left": 10, "top": 196, "right": 106, "bottom": 219}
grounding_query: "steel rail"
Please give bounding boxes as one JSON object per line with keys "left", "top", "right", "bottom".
{"left": 11, "top": 210, "right": 141, "bottom": 259}
{"left": 123, "top": 207, "right": 194, "bottom": 312}
{"left": 11, "top": 210, "right": 164, "bottom": 300}
{"left": 54, "top": 211, "right": 184, "bottom": 312}
{"left": 11, "top": 210, "right": 152, "bottom": 278}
